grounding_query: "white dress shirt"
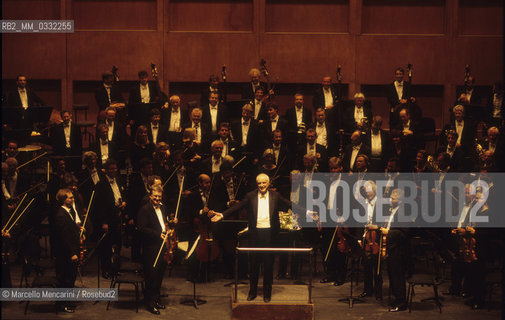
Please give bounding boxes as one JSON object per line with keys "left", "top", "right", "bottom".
{"left": 107, "top": 120, "right": 114, "bottom": 141}
{"left": 169, "top": 108, "right": 181, "bottom": 132}
{"left": 257, "top": 191, "right": 270, "bottom": 228}
{"left": 140, "top": 84, "right": 150, "bottom": 103}
{"left": 18, "top": 88, "right": 28, "bottom": 109}
{"left": 241, "top": 118, "right": 250, "bottom": 146}
{"left": 154, "top": 205, "right": 166, "bottom": 232}
{"left": 371, "top": 132, "right": 382, "bottom": 157}
{"left": 151, "top": 123, "right": 159, "bottom": 145}
{"left": 323, "top": 88, "right": 333, "bottom": 108}
{"left": 209, "top": 104, "right": 218, "bottom": 132}
{"left": 295, "top": 107, "right": 303, "bottom": 126}
{"left": 108, "top": 177, "right": 122, "bottom": 206}
{"left": 316, "top": 123, "right": 327, "bottom": 147}
{"left": 270, "top": 116, "right": 279, "bottom": 132}
{"left": 64, "top": 122, "right": 71, "bottom": 148}
{"left": 394, "top": 80, "right": 404, "bottom": 101}
{"left": 350, "top": 144, "right": 361, "bottom": 169}
{"left": 192, "top": 122, "right": 201, "bottom": 143}
{"left": 455, "top": 120, "right": 464, "bottom": 145}
{"left": 100, "top": 140, "right": 109, "bottom": 163}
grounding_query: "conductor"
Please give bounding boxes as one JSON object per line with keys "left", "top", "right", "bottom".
{"left": 213, "top": 173, "right": 294, "bottom": 302}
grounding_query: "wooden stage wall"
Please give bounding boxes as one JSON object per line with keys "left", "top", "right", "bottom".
{"left": 2, "top": 0, "right": 503, "bottom": 129}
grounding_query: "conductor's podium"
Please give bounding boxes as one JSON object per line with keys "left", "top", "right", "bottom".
{"left": 231, "top": 247, "right": 314, "bottom": 320}
{"left": 231, "top": 284, "right": 314, "bottom": 320}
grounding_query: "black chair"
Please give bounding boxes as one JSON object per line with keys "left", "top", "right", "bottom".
{"left": 406, "top": 248, "right": 444, "bottom": 313}
{"left": 106, "top": 255, "right": 145, "bottom": 313}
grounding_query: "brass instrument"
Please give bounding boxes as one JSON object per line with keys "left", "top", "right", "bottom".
{"left": 426, "top": 155, "right": 441, "bottom": 173}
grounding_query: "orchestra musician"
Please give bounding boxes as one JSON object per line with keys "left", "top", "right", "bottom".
{"left": 51, "top": 189, "right": 84, "bottom": 313}
{"left": 137, "top": 185, "right": 173, "bottom": 315}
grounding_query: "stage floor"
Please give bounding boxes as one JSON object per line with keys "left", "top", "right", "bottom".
{"left": 1, "top": 257, "right": 502, "bottom": 320}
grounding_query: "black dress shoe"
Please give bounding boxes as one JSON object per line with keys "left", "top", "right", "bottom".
{"left": 389, "top": 305, "right": 407, "bottom": 312}
{"left": 247, "top": 293, "right": 257, "bottom": 301}
{"left": 359, "top": 292, "right": 372, "bottom": 298}
{"left": 264, "top": 296, "right": 271, "bottom": 303}
{"left": 376, "top": 296, "right": 383, "bottom": 301}
{"left": 102, "top": 272, "right": 111, "bottom": 280}
{"left": 470, "top": 302, "right": 483, "bottom": 310}
{"left": 333, "top": 281, "right": 344, "bottom": 286}
{"left": 320, "top": 277, "right": 335, "bottom": 283}
{"left": 461, "top": 292, "right": 470, "bottom": 298}
{"left": 276, "top": 273, "right": 287, "bottom": 280}
{"left": 155, "top": 302, "right": 166, "bottom": 309}
{"left": 58, "top": 306, "right": 75, "bottom": 313}
{"left": 146, "top": 306, "right": 160, "bottom": 315}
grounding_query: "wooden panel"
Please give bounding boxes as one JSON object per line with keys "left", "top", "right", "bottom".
{"left": 72, "top": 0, "right": 157, "bottom": 30}
{"left": 356, "top": 36, "right": 447, "bottom": 84}
{"left": 265, "top": 0, "right": 349, "bottom": 33}
{"left": 451, "top": 37, "right": 503, "bottom": 85}
{"left": 1, "top": 34, "right": 66, "bottom": 79}
{"left": 67, "top": 32, "right": 163, "bottom": 80}
{"left": 362, "top": 0, "right": 445, "bottom": 35}
{"left": 166, "top": 33, "right": 258, "bottom": 81}
{"left": 2, "top": 0, "right": 59, "bottom": 20}
{"left": 458, "top": 0, "right": 503, "bottom": 35}
{"left": 261, "top": 34, "right": 355, "bottom": 83}
{"left": 169, "top": 0, "right": 253, "bottom": 32}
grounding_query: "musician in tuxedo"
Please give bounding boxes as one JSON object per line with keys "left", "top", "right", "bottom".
{"left": 343, "top": 131, "right": 371, "bottom": 172}
{"left": 2, "top": 157, "right": 30, "bottom": 212}
{"left": 49, "top": 110, "right": 82, "bottom": 172}
{"left": 296, "top": 129, "right": 328, "bottom": 172}
{"left": 260, "top": 103, "right": 288, "bottom": 148}
{"left": 51, "top": 189, "right": 83, "bottom": 313}
{"left": 285, "top": 94, "right": 313, "bottom": 148}
{"left": 7, "top": 74, "right": 44, "bottom": 108}
{"left": 216, "top": 122, "right": 239, "bottom": 159}
{"left": 137, "top": 185, "right": 172, "bottom": 314}
{"left": 199, "top": 140, "right": 225, "bottom": 176}
{"left": 94, "top": 71, "right": 125, "bottom": 111}
{"left": 129, "top": 70, "right": 162, "bottom": 104}
{"left": 380, "top": 189, "right": 410, "bottom": 312}
{"left": 480, "top": 126, "right": 504, "bottom": 171}
{"left": 394, "top": 108, "right": 421, "bottom": 150}
{"left": 202, "top": 91, "right": 228, "bottom": 137}
{"left": 162, "top": 95, "right": 189, "bottom": 150}
{"left": 6, "top": 74, "right": 45, "bottom": 130}
{"left": 250, "top": 86, "right": 268, "bottom": 123}
{"left": 439, "top": 105, "right": 476, "bottom": 153}
{"left": 231, "top": 103, "right": 261, "bottom": 158}
{"left": 309, "top": 107, "right": 336, "bottom": 156}
{"left": 363, "top": 115, "right": 392, "bottom": 172}
{"left": 343, "top": 92, "right": 373, "bottom": 134}
{"left": 313, "top": 76, "right": 337, "bottom": 111}
{"left": 101, "top": 107, "right": 126, "bottom": 147}
{"left": 241, "top": 68, "right": 268, "bottom": 100}
{"left": 269, "top": 129, "right": 289, "bottom": 168}
{"left": 437, "top": 130, "right": 465, "bottom": 172}
{"left": 94, "top": 159, "right": 127, "bottom": 278}
{"left": 182, "top": 107, "right": 210, "bottom": 151}
{"left": 387, "top": 67, "right": 416, "bottom": 128}
{"left": 213, "top": 173, "right": 297, "bottom": 302}
{"left": 456, "top": 76, "right": 482, "bottom": 106}
{"left": 92, "top": 124, "right": 119, "bottom": 169}
{"left": 200, "top": 74, "right": 225, "bottom": 107}
{"left": 147, "top": 108, "right": 169, "bottom": 146}
{"left": 360, "top": 181, "right": 383, "bottom": 300}
{"left": 77, "top": 151, "right": 104, "bottom": 205}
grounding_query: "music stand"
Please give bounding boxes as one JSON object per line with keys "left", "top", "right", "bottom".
{"left": 220, "top": 220, "right": 249, "bottom": 287}
{"left": 27, "top": 106, "right": 53, "bottom": 125}
{"left": 338, "top": 234, "right": 365, "bottom": 308}
{"left": 181, "top": 237, "right": 207, "bottom": 309}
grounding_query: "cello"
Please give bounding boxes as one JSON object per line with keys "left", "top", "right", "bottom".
{"left": 193, "top": 176, "right": 221, "bottom": 281}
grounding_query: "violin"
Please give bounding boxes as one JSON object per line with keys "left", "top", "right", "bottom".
{"left": 363, "top": 226, "right": 380, "bottom": 255}
{"left": 163, "top": 221, "right": 178, "bottom": 265}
